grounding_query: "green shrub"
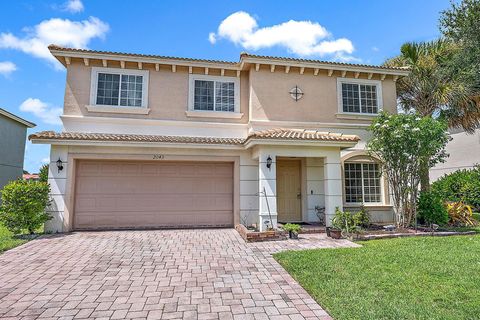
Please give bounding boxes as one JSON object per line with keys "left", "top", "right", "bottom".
{"left": 39, "top": 164, "right": 49, "bottom": 183}
{"left": 354, "top": 205, "right": 370, "bottom": 228}
{"left": 332, "top": 208, "right": 358, "bottom": 234}
{"left": 431, "top": 166, "right": 480, "bottom": 211}
{"left": 282, "top": 223, "right": 301, "bottom": 234}
{"left": 0, "top": 180, "right": 51, "bottom": 234}
{"left": 417, "top": 190, "right": 449, "bottom": 226}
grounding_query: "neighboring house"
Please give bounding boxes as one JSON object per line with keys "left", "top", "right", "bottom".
{"left": 430, "top": 127, "right": 480, "bottom": 181}
{"left": 29, "top": 45, "right": 408, "bottom": 233}
{"left": 23, "top": 173, "right": 40, "bottom": 181}
{"left": 0, "top": 108, "right": 36, "bottom": 195}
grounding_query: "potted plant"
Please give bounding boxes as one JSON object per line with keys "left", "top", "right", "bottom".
{"left": 330, "top": 207, "right": 358, "bottom": 239}
{"left": 282, "top": 223, "right": 301, "bottom": 239}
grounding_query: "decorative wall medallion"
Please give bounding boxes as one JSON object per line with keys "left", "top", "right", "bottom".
{"left": 289, "top": 86, "right": 303, "bottom": 101}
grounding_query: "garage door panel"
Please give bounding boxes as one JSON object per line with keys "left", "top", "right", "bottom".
{"left": 76, "top": 194, "right": 233, "bottom": 212}
{"left": 75, "top": 210, "right": 233, "bottom": 229}
{"left": 74, "top": 161, "right": 234, "bottom": 229}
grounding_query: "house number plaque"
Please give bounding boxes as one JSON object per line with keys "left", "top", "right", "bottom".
{"left": 152, "top": 154, "right": 165, "bottom": 160}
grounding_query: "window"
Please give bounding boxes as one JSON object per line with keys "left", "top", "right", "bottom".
{"left": 189, "top": 75, "right": 239, "bottom": 113}
{"left": 338, "top": 79, "right": 382, "bottom": 114}
{"left": 344, "top": 163, "right": 382, "bottom": 203}
{"left": 90, "top": 68, "right": 149, "bottom": 108}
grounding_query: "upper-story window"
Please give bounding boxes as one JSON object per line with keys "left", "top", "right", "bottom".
{"left": 90, "top": 67, "right": 149, "bottom": 109}
{"left": 188, "top": 75, "right": 240, "bottom": 114}
{"left": 337, "top": 79, "right": 382, "bottom": 115}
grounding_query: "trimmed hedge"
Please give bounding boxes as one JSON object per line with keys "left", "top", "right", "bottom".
{"left": 417, "top": 190, "right": 449, "bottom": 225}
{"left": 432, "top": 166, "right": 480, "bottom": 212}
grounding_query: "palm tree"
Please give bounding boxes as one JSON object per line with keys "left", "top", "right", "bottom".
{"left": 385, "top": 39, "right": 480, "bottom": 191}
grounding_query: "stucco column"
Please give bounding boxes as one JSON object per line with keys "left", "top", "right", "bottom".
{"left": 258, "top": 153, "right": 277, "bottom": 231}
{"left": 45, "top": 145, "right": 68, "bottom": 233}
{"left": 323, "top": 154, "right": 343, "bottom": 227}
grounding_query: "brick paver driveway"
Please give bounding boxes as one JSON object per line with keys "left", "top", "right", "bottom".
{"left": 0, "top": 229, "right": 358, "bottom": 320}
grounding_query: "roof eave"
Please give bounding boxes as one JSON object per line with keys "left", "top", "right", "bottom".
{"left": 240, "top": 56, "right": 410, "bottom": 76}
{"left": 0, "top": 108, "right": 36, "bottom": 128}
{"left": 243, "top": 138, "right": 359, "bottom": 149}
{"left": 49, "top": 48, "right": 241, "bottom": 70}
{"left": 29, "top": 138, "right": 244, "bottom": 149}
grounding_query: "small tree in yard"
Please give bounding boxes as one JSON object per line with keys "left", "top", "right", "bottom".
{"left": 0, "top": 180, "right": 51, "bottom": 234}
{"left": 39, "top": 164, "right": 49, "bottom": 183}
{"left": 367, "top": 112, "right": 450, "bottom": 228}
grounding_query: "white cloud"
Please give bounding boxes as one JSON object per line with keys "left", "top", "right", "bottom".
{"left": 372, "top": 46, "right": 379, "bottom": 52}
{"left": 64, "top": 0, "right": 84, "bottom": 13}
{"left": 210, "top": 11, "right": 355, "bottom": 58}
{"left": 0, "top": 61, "right": 16, "bottom": 76}
{"left": 41, "top": 157, "right": 50, "bottom": 164}
{"left": 0, "top": 16, "right": 109, "bottom": 68}
{"left": 208, "top": 32, "right": 217, "bottom": 44}
{"left": 19, "top": 98, "right": 62, "bottom": 125}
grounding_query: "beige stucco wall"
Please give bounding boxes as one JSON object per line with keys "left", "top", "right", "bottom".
{"left": 430, "top": 128, "right": 480, "bottom": 181}
{"left": 64, "top": 61, "right": 397, "bottom": 127}
{"left": 64, "top": 60, "right": 250, "bottom": 124}
{"left": 249, "top": 66, "right": 397, "bottom": 123}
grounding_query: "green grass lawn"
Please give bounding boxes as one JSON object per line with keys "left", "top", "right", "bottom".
{"left": 275, "top": 235, "right": 480, "bottom": 320}
{"left": 0, "top": 223, "right": 28, "bottom": 253}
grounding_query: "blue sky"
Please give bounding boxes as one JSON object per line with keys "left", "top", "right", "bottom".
{"left": 0, "top": 0, "right": 451, "bottom": 173}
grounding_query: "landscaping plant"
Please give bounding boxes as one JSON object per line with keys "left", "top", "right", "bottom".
{"left": 368, "top": 112, "right": 449, "bottom": 228}
{"left": 431, "top": 165, "right": 480, "bottom": 211}
{"left": 446, "top": 201, "right": 478, "bottom": 226}
{"left": 282, "top": 223, "right": 301, "bottom": 238}
{"left": 331, "top": 208, "right": 359, "bottom": 237}
{"left": 417, "top": 190, "right": 449, "bottom": 226}
{"left": 385, "top": 39, "right": 480, "bottom": 191}
{"left": 354, "top": 205, "right": 370, "bottom": 228}
{"left": 0, "top": 180, "right": 51, "bottom": 234}
{"left": 39, "top": 164, "right": 49, "bottom": 183}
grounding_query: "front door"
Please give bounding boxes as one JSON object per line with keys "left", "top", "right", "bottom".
{"left": 277, "top": 159, "right": 302, "bottom": 222}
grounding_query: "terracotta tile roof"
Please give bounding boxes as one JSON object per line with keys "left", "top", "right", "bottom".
{"left": 246, "top": 128, "right": 360, "bottom": 142}
{"left": 48, "top": 45, "right": 237, "bottom": 65}
{"left": 28, "top": 131, "right": 244, "bottom": 145}
{"left": 240, "top": 53, "right": 409, "bottom": 71}
{"left": 48, "top": 45, "right": 408, "bottom": 73}
{"left": 29, "top": 129, "right": 360, "bottom": 146}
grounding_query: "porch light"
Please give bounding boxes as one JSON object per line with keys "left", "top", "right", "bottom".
{"left": 56, "top": 158, "right": 64, "bottom": 173}
{"left": 266, "top": 156, "right": 272, "bottom": 170}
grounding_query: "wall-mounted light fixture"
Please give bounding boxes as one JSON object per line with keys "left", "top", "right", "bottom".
{"left": 56, "top": 158, "right": 64, "bottom": 173}
{"left": 266, "top": 156, "right": 272, "bottom": 170}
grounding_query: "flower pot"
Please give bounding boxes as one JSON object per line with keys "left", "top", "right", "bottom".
{"left": 288, "top": 231, "right": 299, "bottom": 239}
{"left": 329, "top": 229, "right": 342, "bottom": 239}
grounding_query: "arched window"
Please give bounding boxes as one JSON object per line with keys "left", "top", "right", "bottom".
{"left": 343, "top": 155, "right": 383, "bottom": 204}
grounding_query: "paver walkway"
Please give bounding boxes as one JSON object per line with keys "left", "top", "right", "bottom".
{"left": 0, "top": 229, "right": 358, "bottom": 320}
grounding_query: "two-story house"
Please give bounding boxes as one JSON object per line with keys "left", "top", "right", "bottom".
{"left": 29, "top": 45, "right": 408, "bottom": 233}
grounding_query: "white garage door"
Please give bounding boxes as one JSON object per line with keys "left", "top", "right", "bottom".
{"left": 74, "top": 160, "right": 234, "bottom": 230}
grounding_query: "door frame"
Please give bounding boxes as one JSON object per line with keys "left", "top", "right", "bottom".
{"left": 276, "top": 157, "right": 303, "bottom": 223}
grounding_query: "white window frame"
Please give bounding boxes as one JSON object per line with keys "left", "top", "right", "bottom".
{"left": 344, "top": 161, "right": 384, "bottom": 205}
{"left": 188, "top": 74, "right": 240, "bottom": 114}
{"left": 89, "top": 67, "right": 149, "bottom": 109}
{"left": 337, "top": 78, "right": 383, "bottom": 115}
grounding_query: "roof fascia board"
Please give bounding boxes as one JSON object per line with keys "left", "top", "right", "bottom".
{"left": 244, "top": 138, "right": 357, "bottom": 149}
{"left": 50, "top": 49, "right": 241, "bottom": 70}
{"left": 241, "top": 57, "right": 409, "bottom": 76}
{"left": 29, "top": 139, "right": 244, "bottom": 149}
{"left": 0, "top": 109, "right": 36, "bottom": 128}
